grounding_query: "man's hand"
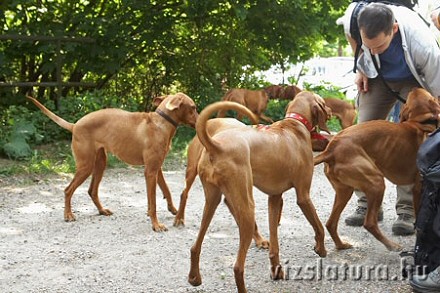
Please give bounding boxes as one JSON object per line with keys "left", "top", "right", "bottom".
{"left": 355, "top": 71, "right": 368, "bottom": 93}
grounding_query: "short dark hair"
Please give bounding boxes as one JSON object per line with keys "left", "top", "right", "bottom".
{"left": 357, "top": 3, "right": 395, "bottom": 39}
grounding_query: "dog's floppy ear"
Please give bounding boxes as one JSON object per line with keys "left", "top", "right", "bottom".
{"left": 153, "top": 95, "right": 167, "bottom": 107}
{"left": 399, "top": 103, "right": 409, "bottom": 122}
{"left": 153, "top": 94, "right": 183, "bottom": 111}
{"left": 165, "top": 94, "right": 183, "bottom": 111}
{"left": 313, "top": 95, "right": 331, "bottom": 133}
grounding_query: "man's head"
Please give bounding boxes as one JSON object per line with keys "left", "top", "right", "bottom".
{"left": 358, "top": 3, "right": 398, "bottom": 55}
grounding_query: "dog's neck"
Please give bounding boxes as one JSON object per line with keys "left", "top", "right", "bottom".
{"left": 156, "top": 108, "right": 179, "bottom": 128}
{"left": 284, "top": 113, "right": 313, "bottom": 132}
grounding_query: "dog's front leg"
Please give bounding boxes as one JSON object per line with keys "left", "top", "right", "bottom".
{"left": 157, "top": 169, "right": 177, "bottom": 215}
{"left": 145, "top": 167, "right": 168, "bottom": 232}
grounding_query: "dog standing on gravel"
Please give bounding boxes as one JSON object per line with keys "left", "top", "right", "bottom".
{"left": 174, "top": 117, "right": 270, "bottom": 250}
{"left": 28, "top": 93, "right": 198, "bottom": 232}
{"left": 188, "top": 91, "right": 330, "bottom": 293}
{"left": 314, "top": 88, "right": 440, "bottom": 251}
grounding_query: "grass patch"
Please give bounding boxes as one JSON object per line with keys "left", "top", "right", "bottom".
{"left": 0, "top": 139, "right": 187, "bottom": 177}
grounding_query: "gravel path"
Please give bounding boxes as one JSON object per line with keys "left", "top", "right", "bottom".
{"left": 0, "top": 162, "right": 416, "bottom": 292}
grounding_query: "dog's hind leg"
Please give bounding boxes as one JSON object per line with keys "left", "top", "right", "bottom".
{"left": 87, "top": 148, "right": 113, "bottom": 217}
{"left": 64, "top": 148, "right": 95, "bottom": 222}
{"left": 174, "top": 155, "right": 198, "bottom": 227}
{"left": 221, "top": 168, "right": 255, "bottom": 293}
{"left": 268, "top": 194, "right": 284, "bottom": 280}
{"left": 188, "top": 183, "right": 222, "bottom": 287}
{"left": 363, "top": 181, "right": 402, "bottom": 251}
{"left": 157, "top": 169, "right": 177, "bottom": 215}
{"left": 224, "top": 197, "right": 269, "bottom": 249}
{"left": 325, "top": 182, "right": 354, "bottom": 250}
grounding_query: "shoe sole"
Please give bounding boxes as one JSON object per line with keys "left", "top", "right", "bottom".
{"left": 410, "top": 280, "right": 440, "bottom": 293}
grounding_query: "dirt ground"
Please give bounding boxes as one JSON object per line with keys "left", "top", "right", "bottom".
{"left": 0, "top": 159, "right": 417, "bottom": 293}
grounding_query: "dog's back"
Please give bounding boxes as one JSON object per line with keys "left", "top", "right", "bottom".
{"left": 221, "top": 88, "right": 269, "bottom": 114}
{"left": 315, "top": 119, "right": 427, "bottom": 186}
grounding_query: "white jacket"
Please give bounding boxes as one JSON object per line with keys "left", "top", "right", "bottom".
{"left": 337, "top": 3, "right": 440, "bottom": 97}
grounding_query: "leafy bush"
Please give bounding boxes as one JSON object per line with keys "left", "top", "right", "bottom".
{"left": 3, "top": 121, "right": 43, "bottom": 159}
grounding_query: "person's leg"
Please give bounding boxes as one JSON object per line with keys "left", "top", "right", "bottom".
{"left": 387, "top": 80, "right": 420, "bottom": 235}
{"left": 345, "top": 78, "right": 395, "bottom": 226}
{"left": 392, "top": 184, "right": 415, "bottom": 235}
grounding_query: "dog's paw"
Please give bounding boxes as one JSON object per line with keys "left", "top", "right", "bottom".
{"left": 387, "top": 243, "right": 403, "bottom": 252}
{"left": 270, "top": 265, "right": 284, "bottom": 280}
{"left": 188, "top": 274, "right": 202, "bottom": 287}
{"left": 64, "top": 213, "right": 76, "bottom": 222}
{"left": 153, "top": 223, "right": 168, "bottom": 232}
{"left": 336, "top": 242, "right": 353, "bottom": 250}
{"left": 99, "top": 209, "right": 113, "bottom": 216}
{"left": 173, "top": 218, "right": 185, "bottom": 227}
{"left": 255, "top": 239, "right": 270, "bottom": 250}
{"left": 168, "top": 205, "right": 178, "bottom": 215}
{"left": 314, "top": 246, "right": 328, "bottom": 257}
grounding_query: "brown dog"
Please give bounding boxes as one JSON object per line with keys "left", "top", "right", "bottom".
{"left": 188, "top": 91, "right": 330, "bottom": 293}
{"left": 314, "top": 88, "right": 440, "bottom": 251}
{"left": 283, "top": 85, "right": 302, "bottom": 100}
{"left": 28, "top": 93, "right": 198, "bottom": 232}
{"left": 264, "top": 84, "right": 285, "bottom": 99}
{"left": 324, "top": 97, "right": 357, "bottom": 129}
{"left": 217, "top": 88, "right": 274, "bottom": 123}
{"left": 264, "top": 84, "right": 302, "bottom": 100}
{"left": 175, "top": 118, "right": 270, "bottom": 249}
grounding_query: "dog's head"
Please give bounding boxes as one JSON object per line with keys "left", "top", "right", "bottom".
{"left": 283, "top": 85, "right": 302, "bottom": 100}
{"left": 154, "top": 93, "right": 198, "bottom": 128}
{"left": 264, "top": 85, "right": 285, "bottom": 99}
{"left": 400, "top": 88, "right": 440, "bottom": 132}
{"left": 286, "top": 91, "right": 332, "bottom": 133}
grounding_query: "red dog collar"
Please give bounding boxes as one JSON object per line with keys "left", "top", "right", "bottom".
{"left": 285, "top": 113, "right": 313, "bottom": 132}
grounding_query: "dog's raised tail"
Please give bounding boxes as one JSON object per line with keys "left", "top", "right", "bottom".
{"left": 27, "top": 96, "right": 74, "bottom": 132}
{"left": 196, "top": 101, "right": 259, "bottom": 153}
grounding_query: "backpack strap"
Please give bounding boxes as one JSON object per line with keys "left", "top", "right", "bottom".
{"left": 350, "top": 1, "right": 370, "bottom": 73}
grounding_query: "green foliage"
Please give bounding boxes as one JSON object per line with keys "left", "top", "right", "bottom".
{"left": 265, "top": 99, "right": 291, "bottom": 122}
{"left": 0, "top": 0, "right": 354, "bottom": 174}
{"left": 303, "top": 82, "right": 348, "bottom": 100}
{"left": 3, "top": 121, "right": 43, "bottom": 159}
{"left": 0, "top": 0, "right": 349, "bottom": 109}
{"left": 0, "top": 104, "right": 45, "bottom": 159}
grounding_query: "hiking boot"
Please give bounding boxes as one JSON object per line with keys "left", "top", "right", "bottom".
{"left": 392, "top": 214, "right": 415, "bottom": 236}
{"left": 410, "top": 266, "right": 440, "bottom": 293}
{"left": 344, "top": 206, "right": 384, "bottom": 227}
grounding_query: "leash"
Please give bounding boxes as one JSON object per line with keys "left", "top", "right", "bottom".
{"left": 156, "top": 108, "right": 179, "bottom": 128}
{"left": 371, "top": 55, "right": 407, "bottom": 103}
